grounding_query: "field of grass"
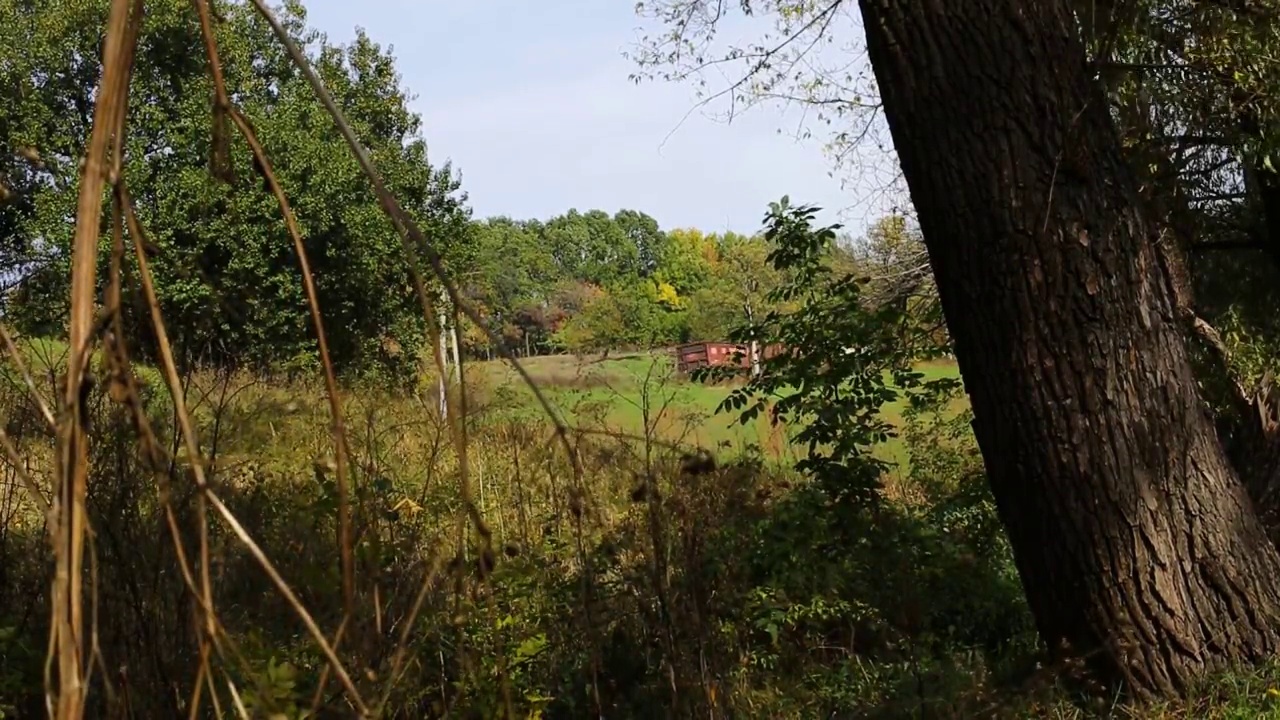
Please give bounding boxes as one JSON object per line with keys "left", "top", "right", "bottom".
{"left": 3, "top": 338, "right": 963, "bottom": 463}
{"left": 470, "top": 349, "right": 966, "bottom": 472}
{"left": 0, "top": 337, "right": 1000, "bottom": 718}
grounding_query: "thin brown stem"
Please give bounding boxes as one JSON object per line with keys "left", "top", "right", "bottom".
{"left": 52, "top": 0, "right": 139, "bottom": 714}
{"left": 226, "top": 106, "right": 357, "bottom": 626}
{"left": 120, "top": 181, "right": 370, "bottom": 715}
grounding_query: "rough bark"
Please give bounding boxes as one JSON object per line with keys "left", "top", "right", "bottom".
{"left": 858, "top": 0, "right": 1280, "bottom": 699}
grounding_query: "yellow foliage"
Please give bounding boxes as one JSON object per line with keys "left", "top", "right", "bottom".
{"left": 654, "top": 279, "right": 683, "bottom": 309}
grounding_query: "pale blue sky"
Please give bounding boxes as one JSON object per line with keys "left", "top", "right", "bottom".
{"left": 299, "top": 0, "right": 874, "bottom": 236}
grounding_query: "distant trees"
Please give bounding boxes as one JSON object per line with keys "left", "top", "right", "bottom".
{"left": 458, "top": 209, "right": 889, "bottom": 359}
{"left": 554, "top": 276, "right": 685, "bottom": 355}
{"left": 690, "top": 232, "right": 786, "bottom": 344}
{"left": 851, "top": 215, "right": 947, "bottom": 351}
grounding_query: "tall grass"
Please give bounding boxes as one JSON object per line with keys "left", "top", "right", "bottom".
{"left": 8, "top": 340, "right": 1280, "bottom": 717}
{"left": 0, "top": 338, "right": 1042, "bottom": 717}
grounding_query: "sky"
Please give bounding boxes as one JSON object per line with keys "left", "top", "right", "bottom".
{"left": 299, "top": 0, "right": 886, "bottom": 237}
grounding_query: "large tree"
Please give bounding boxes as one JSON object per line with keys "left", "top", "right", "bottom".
{"left": 0, "top": 0, "right": 470, "bottom": 375}
{"left": 542, "top": 208, "right": 642, "bottom": 286}
{"left": 859, "top": 0, "right": 1280, "bottom": 697}
{"left": 684, "top": 231, "right": 781, "bottom": 342}
{"left": 637, "top": 0, "right": 1280, "bottom": 699}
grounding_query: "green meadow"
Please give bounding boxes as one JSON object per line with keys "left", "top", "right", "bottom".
{"left": 470, "top": 349, "right": 966, "bottom": 472}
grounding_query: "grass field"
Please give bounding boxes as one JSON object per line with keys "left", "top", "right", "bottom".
{"left": 2, "top": 338, "right": 965, "bottom": 477}
{"left": 470, "top": 349, "right": 966, "bottom": 472}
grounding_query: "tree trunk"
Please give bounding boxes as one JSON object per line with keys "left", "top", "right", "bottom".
{"left": 858, "top": 0, "right": 1280, "bottom": 698}
{"left": 743, "top": 302, "right": 761, "bottom": 377}
{"left": 437, "top": 294, "right": 450, "bottom": 421}
{"left": 449, "top": 313, "right": 462, "bottom": 380}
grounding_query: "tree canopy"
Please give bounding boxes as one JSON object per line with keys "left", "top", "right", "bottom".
{"left": 1, "top": 0, "right": 470, "bottom": 376}
{"left": 2, "top": 0, "right": 914, "bottom": 377}
{"left": 460, "top": 207, "right": 836, "bottom": 357}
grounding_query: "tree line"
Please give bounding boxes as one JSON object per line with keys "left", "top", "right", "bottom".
{"left": 460, "top": 209, "right": 923, "bottom": 359}
{"left": 0, "top": 0, "right": 936, "bottom": 382}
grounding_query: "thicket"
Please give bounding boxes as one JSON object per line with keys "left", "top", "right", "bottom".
{"left": 0, "top": 337, "right": 1042, "bottom": 718}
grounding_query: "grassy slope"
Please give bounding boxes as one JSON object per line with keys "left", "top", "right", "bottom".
{"left": 3, "top": 339, "right": 963, "bottom": 471}
{"left": 471, "top": 349, "right": 966, "bottom": 469}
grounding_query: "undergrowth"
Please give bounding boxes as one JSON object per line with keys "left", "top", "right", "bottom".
{"left": 4, "top": 344, "right": 1280, "bottom": 718}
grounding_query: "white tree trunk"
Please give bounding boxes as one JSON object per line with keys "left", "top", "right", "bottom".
{"left": 437, "top": 290, "right": 450, "bottom": 421}
{"left": 743, "top": 301, "right": 761, "bottom": 378}
{"left": 449, "top": 315, "right": 462, "bottom": 381}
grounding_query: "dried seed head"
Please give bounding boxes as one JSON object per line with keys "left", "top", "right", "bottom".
{"left": 17, "top": 146, "right": 43, "bottom": 168}
{"left": 109, "top": 381, "right": 130, "bottom": 405}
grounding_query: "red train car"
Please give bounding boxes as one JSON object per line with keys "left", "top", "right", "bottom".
{"left": 673, "top": 341, "right": 787, "bottom": 375}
